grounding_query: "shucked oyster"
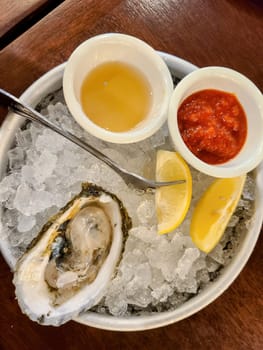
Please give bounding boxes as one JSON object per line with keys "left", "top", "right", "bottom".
{"left": 13, "top": 183, "right": 131, "bottom": 326}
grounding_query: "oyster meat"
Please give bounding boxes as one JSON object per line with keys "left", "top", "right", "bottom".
{"left": 13, "top": 183, "right": 131, "bottom": 326}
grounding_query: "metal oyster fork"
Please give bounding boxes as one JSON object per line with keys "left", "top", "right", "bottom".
{"left": 0, "top": 89, "right": 184, "bottom": 191}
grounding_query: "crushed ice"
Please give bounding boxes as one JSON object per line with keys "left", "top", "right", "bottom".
{"left": 0, "top": 91, "right": 256, "bottom": 316}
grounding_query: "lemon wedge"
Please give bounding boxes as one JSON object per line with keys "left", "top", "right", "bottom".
{"left": 155, "top": 150, "right": 192, "bottom": 234}
{"left": 190, "top": 175, "right": 246, "bottom": 253}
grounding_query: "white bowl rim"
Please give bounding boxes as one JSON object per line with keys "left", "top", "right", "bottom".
{"left": 0, "top": 54, "right": 262, "bottom": 331}
{"left": 168, "top": 66, "right": 263, "bottom": 178}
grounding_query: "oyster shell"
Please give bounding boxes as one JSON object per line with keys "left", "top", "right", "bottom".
{"left": 13, "top": 183, "right": 131, "bottom": 326}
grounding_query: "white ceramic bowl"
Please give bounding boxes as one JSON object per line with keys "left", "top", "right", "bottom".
{"left": 168, "top": 66, "right": 263, "bottom": 177}
{"left": 63, "top": 33, "right": 173, "bottom": 143}
{"left": 0, "top": 56, "right": 262, "bottom": 331}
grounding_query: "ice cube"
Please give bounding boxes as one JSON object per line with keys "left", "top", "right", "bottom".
{"left": 105, "top": 278, "right": 128, "bottom": 316}
{"left": 8, "top": 147, "right": 25, "bottom": 170}
{"left": 13, "top": 183, "right": 34, "bottom": 215}
{"left": 150, "top": 267, "right": 165, "bottom": 289}
{"left": 174, "top": 272, "right": 198, "bottom": 294}
{"left": 134, "top": 262, "right": 152, "bottom": 287}
{"left": 106, "top": 295, "right": 128, "bottom": 317}
{"left": 205, "top": 256, "right": 221, "bottom": 272}
{"left": 151, "top": 283, "right": 174, "bottom": 302}
{"left": 125, "top": 286, "right": 152, "bottom": 308}
{"left": 136, "top": 199, "right": 155, "bottom": 225}
{"left": 227, "top": 215, "right": 239, "bottom": 227}
{"left": 21, "top": 165, "right": 35, "bottom": 185}
{"left": 15, "top": 128, "right": 32, "bottom": 148}
{"left": 30, "top": 190, "right": 54, "bottom": 214}
{"left": 8, "top": 229, "right": 24, "bottom": 247}
{"left": 129, "top": 226, "right": 158, "bottom": 244}
{"left": 13, "top": 184, "right": 54, "bottom": 216}
{"left": 208, "top": 243, "right": 225, "bottom": 264}
{"left": 35, "top": 129, "right": 67, "bottom": 153}
{"left": 34, "top": 150, "right": 57, "bottom": 183}
{"left": 0, "top": 222, "right": 9, "bottom": 239}
{"left": 0, "top": 174, "right": 20, "bottom": 203}
{"left": 175, "top": 248, "right": 200, "bottom": 280}
{"left": 242, "top": 175, "right": 255, "bottom": 200}
{"left": 146, "top": 239, "right": 180, "bottom": 282}
{"left": 29, "top": 123, "right": 42, "bottom": 144}
{"left": 17, "top": 214, "right": 36, "bottom": 232}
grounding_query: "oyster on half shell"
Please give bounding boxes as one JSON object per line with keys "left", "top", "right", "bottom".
{"left": 13, "top": 183, "right": 132, "bottom": 326}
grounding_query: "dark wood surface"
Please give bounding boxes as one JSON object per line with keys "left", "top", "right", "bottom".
{"left": 0, "top": 0, "right": 262, "bottom": 349}
{"left": 0, "top": 0, "right": 47, "bottom": 37}
{"left": 0, "top": 0, "right": 64, "bottom": 49}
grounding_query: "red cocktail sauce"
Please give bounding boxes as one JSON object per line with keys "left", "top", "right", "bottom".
{"left": 177, "top": 89, "right": 247, "bottom": 164}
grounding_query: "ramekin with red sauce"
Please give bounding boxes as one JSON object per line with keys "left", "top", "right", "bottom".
{"left": 168, "top": 67, "right": 263, "bottom": 177}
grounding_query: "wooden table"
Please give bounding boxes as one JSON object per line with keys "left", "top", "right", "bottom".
{"left": 0, "top": 1, "right": 262, "bottom": 349}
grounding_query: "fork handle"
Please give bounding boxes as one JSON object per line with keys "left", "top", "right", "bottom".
{"left": 3, "top": 92, "right": 123, "bottom": 175}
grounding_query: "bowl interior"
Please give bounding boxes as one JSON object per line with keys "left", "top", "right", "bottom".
{"left": 0, "top": 57, "right": 262, "bottom": 331}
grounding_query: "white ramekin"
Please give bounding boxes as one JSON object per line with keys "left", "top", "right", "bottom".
{"left": 63, "top": 33, "right": 174, "bottom": 143}
{"left": 168, "top": 66, "right": 263, "bottom": 177}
